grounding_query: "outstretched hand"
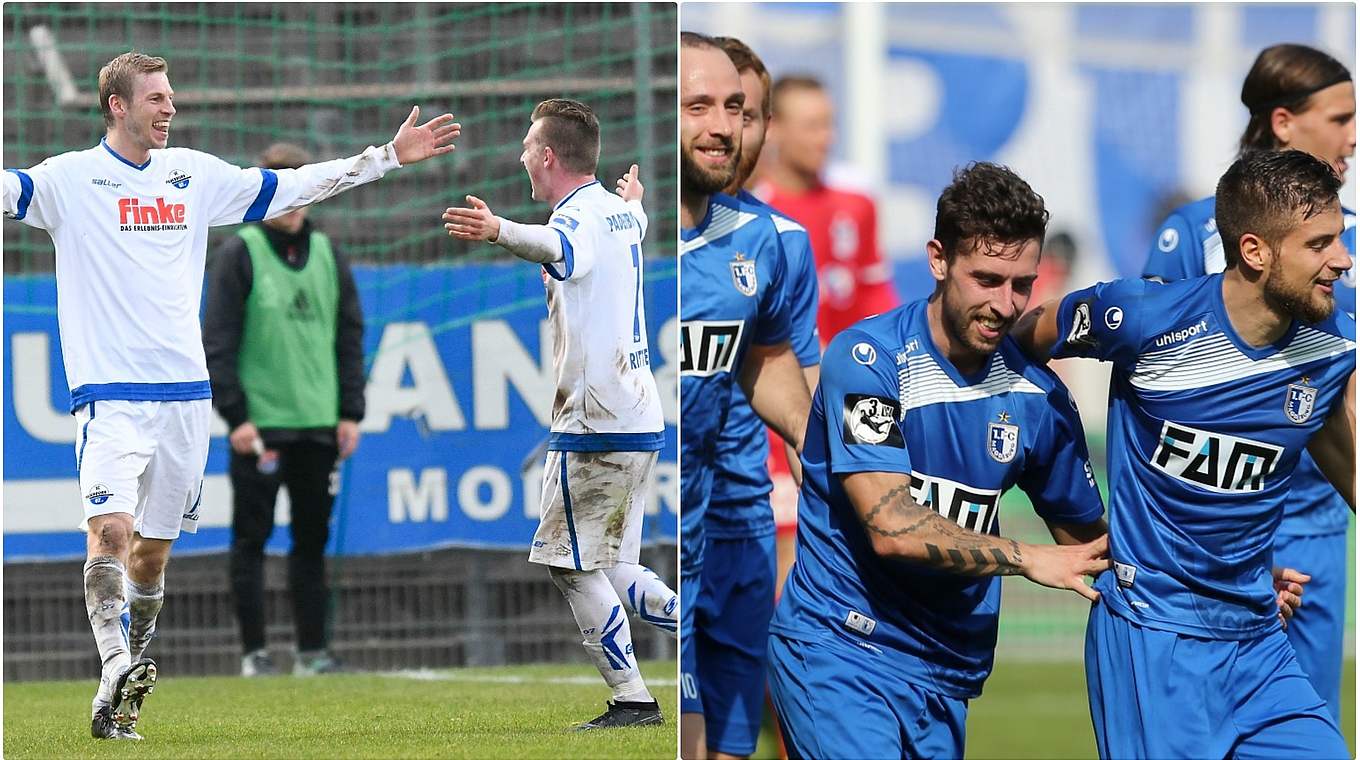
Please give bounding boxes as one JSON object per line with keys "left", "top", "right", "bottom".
{"left": 443, "top": 195, "right": 501, "bottom": 242}
{"left": 615, "top": 163, "right": 643, "bottom": 202}
{"left": 392, "top": 106, "right": 460, "bottom": 165}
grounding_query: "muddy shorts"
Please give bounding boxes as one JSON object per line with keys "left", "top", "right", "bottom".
{"left": 529, "top": 449, "right": 658, "bottom": 571}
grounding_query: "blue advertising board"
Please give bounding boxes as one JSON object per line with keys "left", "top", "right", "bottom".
{"left": 3, "top": 262, "right": 679, "bottom": 561}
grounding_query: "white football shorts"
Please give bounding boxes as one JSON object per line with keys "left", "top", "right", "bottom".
{"left": 529, "top": 449, "right": 658, "bottom": 571}
{"left": 74, "top": 399, "right": 211, "bottom": 540}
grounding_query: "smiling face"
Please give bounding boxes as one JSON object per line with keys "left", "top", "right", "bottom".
{"left": 680, "top": 45, "right": 743, "bottom": 196}
{"left": 1261, "top": 201, "right": 1351, "bottom": 323}
{"left": 112, "top": 71, "right": 175, "bottom": 153}
{"left": 930, "top": 236, "right": 1042, "bottom": 362}
{"left": 1277, "top": 81, "right": 1357, "bottom": 178}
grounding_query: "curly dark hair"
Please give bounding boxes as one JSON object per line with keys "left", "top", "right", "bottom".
{"left": 1238, "top": 44, "right": 1352, "bottom": 155}
{"left": 934, "top": 162, "right": 1049, "bottom": 260}
{"left": 1216, "top": 149, "right": 1342, "bottom": 267}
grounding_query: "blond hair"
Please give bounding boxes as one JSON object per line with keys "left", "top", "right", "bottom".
{"left": 98, "top": 52, "right": 168, "bottom": 128}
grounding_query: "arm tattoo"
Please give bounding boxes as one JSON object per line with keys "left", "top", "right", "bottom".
{"left": 859, "top": 482, "right": 1024, "bottom": 576}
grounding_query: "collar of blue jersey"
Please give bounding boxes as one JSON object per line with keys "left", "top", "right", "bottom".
{"left": 912, "top": 299, "right": 996, "bottom": 387}
{"left": 1208, "top": 272, "right": 1304, "bottom": 359}
{"left": 100, "top": 138, "right": 152, "bottom": 171}
{"left": 553, "top": 179, "right": 600, "bottom": 212}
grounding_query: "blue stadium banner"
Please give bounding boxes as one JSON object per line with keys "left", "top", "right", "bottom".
{"left": 3, "top": 263, "right": 679, "bottom": 561}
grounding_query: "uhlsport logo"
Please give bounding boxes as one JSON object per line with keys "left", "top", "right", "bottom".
{"left": 729, "top": 253, "right": 757, "bottom": 296}
{"left": 851, "top": 342, "right": 877, "bottom": 365}
{"left": 680, "top": 320, "right": 744, "bottom": 376}
{"left": 166, "top": 169, "right": 192, "bottom": 189}
{"left": 987, "top": 416, "right": 1019, "bottom": 463}
{"left": 908, "top": 471, "right": 1002, "bottom": 533}
{"left": 117, "top": 197, "right": 187, "bottom": 231}
{"left": 1104, "top": 307, "right": 1123, "bottom": 331}
{"left": 86, "top": 483, "right": 113, "bottom": 506}
{"left": 1154, "top": 318, "right": 1210, "bottom": 349}
{"left": 1150, "top": 420, "right": 1282, "bottom": 494}
{"left": 1284, "top": 381, "right": 1318, "bottom": 424}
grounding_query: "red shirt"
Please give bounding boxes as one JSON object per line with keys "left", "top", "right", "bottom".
{"left": 755, "top": 179, "right": 898, "bottom": 346}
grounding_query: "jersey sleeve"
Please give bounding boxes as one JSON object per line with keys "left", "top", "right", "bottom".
{"left": 1050, "top": 278, "right": 1148, "bottom": 369}
{"left": 1016, "top": 378, "right": 1105, "bottom": 524}
{"left": 4, "top": 159, "right": 65, "bottom": 230}
{"left": 820, "top": 329, "right": 911, "bottom": 476}
{"left": 777, "top": 222, "right": 823, "bottom": 366}
{"left": 1142, "top": 211, "right": 1203, "bottom": 283}
{"left": 201, "top": 144, "right": 401, "bottom": 228}
{"left": 543, "top": 203, "right": 597, "bottom": 281}
{"left": 752, "top": 223, "right": 792, "bottom": 347}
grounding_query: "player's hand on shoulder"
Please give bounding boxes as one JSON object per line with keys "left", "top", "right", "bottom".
{"left": 391, "top": 105, "right": 460, "bottom": 165}
{"left": 443, "top": 195, "right": 501, "bottom": 243}
{"left": 615, "top": 164, "right": 643, "bottom": 202}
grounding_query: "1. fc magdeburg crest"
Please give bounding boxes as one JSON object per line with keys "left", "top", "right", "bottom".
{"left": 730, "top": 253, "right": 757, "bottom": 296}
{"left": 1284, "top": 383, "right": 1318, "bottom": 424}
{"left": 987, "top": 422, "right": 1019, "bottom": 463}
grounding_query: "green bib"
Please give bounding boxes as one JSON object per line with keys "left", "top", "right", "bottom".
{"left": 236, "top": 225, "right": 341, "bottom": 429}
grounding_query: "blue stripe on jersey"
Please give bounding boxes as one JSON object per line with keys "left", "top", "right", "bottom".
{"left": 69, "top": 380, "right": 212, "bottom": 412}
{"left": 243, "top": 168, "right": 278, "bottom": 223}
{"left": 100, "top": 138, "right": 151, "bottom": 170}
{"left": 7, "top": 169, "right": 34, "bottom": 220}
{"left": 554, "top": 180, "right": 601, "bottom": 211}
{"left": 560, "top": 453, "right": 583, "bottom": 571}
{"left": 548, "top": 431, "right": 665, "bottom": 452}
{"left": 544, "top": 229, "right": 575, "bottom": 281}
{"left": 76, "top": 401, "right": 95, "bottom": 475}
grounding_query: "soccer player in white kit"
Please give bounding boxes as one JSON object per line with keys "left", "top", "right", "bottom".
{"left": 444, "top": 99, "right": 678, "bottom": 730}
{"left": 2, "top": 51, "right": 459, "bottom": 740}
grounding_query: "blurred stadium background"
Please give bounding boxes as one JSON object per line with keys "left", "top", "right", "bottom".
{"left": 684, "top": 3, "right": 1355, "bottom": 757}
{"left": 3, "top": 2, "right": 677, "bottom": 682}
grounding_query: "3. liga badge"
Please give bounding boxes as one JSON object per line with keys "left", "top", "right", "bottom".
{"left": 730, "top": 253, "right": 757, "bottom": 296}
{"left": 1284, "top": 381, "right": 1317, "bottom": 424}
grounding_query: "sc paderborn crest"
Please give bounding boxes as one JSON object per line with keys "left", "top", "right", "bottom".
{"left": 987, "top": 422, "right": 1019, "bottom": 463}
{"left": 730, "top": 253, "right": 757, "bottom": 296}
{"left": 1284, "top": 383, "right": 1317, "bottom": 424}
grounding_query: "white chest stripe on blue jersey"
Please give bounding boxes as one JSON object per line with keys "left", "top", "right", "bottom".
{"left": 900, "top": 352, "right": 1044, "bottom": 412}
{"left": 770, "top": 215, "right": 806, "bottom": 235}
{"left": 1131, "top": 327, "right": 1355, "bottom": 391}
{"left": 680, "top": 206, "right": 760, "bottom": 255}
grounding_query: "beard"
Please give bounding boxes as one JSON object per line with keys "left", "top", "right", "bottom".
{"left": 940, "top": 290, "right": 1007, "bottom": 359}
{"left": 1263, "top": 257, "right": 1334, "bottom": 324}
{"left": 728, "top": 141, "right": 761, "bottom": 192}
{"left": 681, "top": 140, "right": 736, "bottom": 196}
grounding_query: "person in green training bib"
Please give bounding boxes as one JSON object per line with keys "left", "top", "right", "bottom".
{"left": 204, "top": 142, "right": 366, "bottom": 677}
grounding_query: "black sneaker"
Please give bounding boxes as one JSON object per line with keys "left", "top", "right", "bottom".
{"left": 575, "top": 699, "right": 664, "bottom": 730}
{"left": 91, "top": 703, "right": 142, "bottom": 740}
{"left": 110, "top": 658, "right": 157, "bottom": 731}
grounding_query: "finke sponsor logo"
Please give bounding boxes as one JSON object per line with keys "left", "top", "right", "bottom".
{"left": 117, "top": 197, "right": 187, "bottom": 231}
{"left": 1153, "top": 319, "right": 1210, "bottom": 349}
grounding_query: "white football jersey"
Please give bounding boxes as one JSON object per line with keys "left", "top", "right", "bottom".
{"left": 4, "top": 138, "right": 399, "bottom": 411}
{"left": 542, "top": 181, "right": 664, "bottom": 451}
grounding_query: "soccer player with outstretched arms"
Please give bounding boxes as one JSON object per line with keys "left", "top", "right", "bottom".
{"left": 443, "top": 98, "right": 677, "bottom": 730}
{"left": 2, "top": 51, "right": 458, "bottom": 740}
{"left": 766, "top": 162, "right": 1110, "bottom": 760}
{"left": 1142, "top": 43, "right": 1355, "bottom": 722}
{"left": 1014, "top": 149, "right": 1354, "bottom": 758}
{"left": 677, "top": 31, "right": 812, "bottom": 760}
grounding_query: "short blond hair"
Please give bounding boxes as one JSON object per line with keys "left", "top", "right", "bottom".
{"left": 98, "top": 52, "right": 168, "bottom": 128}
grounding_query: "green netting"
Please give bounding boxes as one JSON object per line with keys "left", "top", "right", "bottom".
{"left": 2, "top": 1, "right": 678, "bottom": 324}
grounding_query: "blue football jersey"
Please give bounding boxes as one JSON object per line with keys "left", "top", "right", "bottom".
{"left": 1052, "top": 275, "right": 1356, "bottom": 639}
{"left": 680, "top": 192, "right": 792, "bottom": 574}
{"left": 708, "top": 189, "right": 822, "bottom": 540}
{"left": 770, "top": 299, "right": 1104, "bottom": 698}
{"left": 1143, "top": 198, "right": 1355, "bottom": 536}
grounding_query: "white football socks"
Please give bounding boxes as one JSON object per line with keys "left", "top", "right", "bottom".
{"left": 604, "top": 562, "right": 678, "bottom": 639}
{"left": 126, "top": 575, "right": 164, "bottom": 661}
{"left": 83, "top": 555, "right": 131, "bottom": 707}
{"left": 550, "top": 566, "right": 652, "bottom": 704}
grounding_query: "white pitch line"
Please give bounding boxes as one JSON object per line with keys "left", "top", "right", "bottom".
{"left": 383, "top": 669, "right": 677, "bottom": 686}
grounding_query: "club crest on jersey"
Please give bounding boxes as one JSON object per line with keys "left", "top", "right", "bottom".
{"left": 987, "top": 420, "right": 1019, "bottom": 463}
{"left": 730, "top": 253, "right": 757, "bottom": 296}
{"left": 842, "top": 394, "right": 904, "bottom": 447}
{"left": 86, "top": 483, "right": 112, "bottom": 506}
{"left": 166, "top": 169, "right": 191, "bottom": 189}
{"left": 1284, "top": 382, "right": 1317, "bottom": 424}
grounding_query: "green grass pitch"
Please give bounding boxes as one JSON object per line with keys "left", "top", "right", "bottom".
{"left": 3, "top": 660, "right": 677, "bottom": 759}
